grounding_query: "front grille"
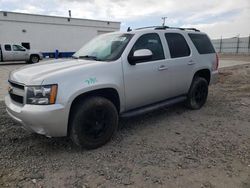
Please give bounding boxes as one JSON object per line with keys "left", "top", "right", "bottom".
{"left": 10, "top": 93, "right": 23, "bottom": 104}
{"left": 8, "top": 81, "right": 25, "bottom": 105}
{"left": 9, "top": 81, "right": 25, "bottom": 90}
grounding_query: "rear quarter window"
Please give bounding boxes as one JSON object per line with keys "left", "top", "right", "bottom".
{"left": 188, "top": 34, "right": 215, "bottom": 54}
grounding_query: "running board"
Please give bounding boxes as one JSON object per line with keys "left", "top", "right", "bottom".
{"left": 120, "top": 95, "right": 187, "bottom": 118}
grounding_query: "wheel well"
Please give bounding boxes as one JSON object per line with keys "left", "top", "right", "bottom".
{"left": 30, "top": 54, "right": 40, "bottom": 59}
{"left": 67, "top": 88, "right": 120, "bottom": 135}
{"left": 194, "top": 69, "right": 211, "bottom": 84}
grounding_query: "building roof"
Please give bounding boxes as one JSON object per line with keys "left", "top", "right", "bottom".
{"left": 0, "top": 11, "right": 120, "bottom": 29}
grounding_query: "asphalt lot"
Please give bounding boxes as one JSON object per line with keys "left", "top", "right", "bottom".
{"left": 0, "top": 57, "right": 250, "bottom": 101}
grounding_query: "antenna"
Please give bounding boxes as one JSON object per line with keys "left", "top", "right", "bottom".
{"left": 162, "top": 17, "right": 167, "bottom": 26}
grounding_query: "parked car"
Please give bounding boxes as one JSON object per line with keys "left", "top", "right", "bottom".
{"left": 5, "top": 26, "right": 219, "bottom": 149}
{"left": 0, "top": 43, "right": 43, "bottom": 63}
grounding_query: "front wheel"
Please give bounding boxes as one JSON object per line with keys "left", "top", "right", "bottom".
{"left": 186, "top": 77, "right": 208, "bottom": 110}
{"left": 70, "top": 97, "right": 118, "bottom": 149}
{"left": 29, "top": 55, "right": 39, "bottom": 64}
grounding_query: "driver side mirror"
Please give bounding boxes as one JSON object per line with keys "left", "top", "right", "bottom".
{"left": 128, "top": 49, "right": 153, "bottom": 65}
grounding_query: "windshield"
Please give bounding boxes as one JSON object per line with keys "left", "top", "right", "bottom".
{"left": 73, "top": 33, "right": 133, "bottom": 61}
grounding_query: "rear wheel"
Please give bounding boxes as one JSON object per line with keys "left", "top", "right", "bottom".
{"left": 186, "top": 77, "right": 208, "bottom": 110}
{"left": 70, "top": 96, "right": 118, "bottom": 149}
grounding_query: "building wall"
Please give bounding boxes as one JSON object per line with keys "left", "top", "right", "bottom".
{"left": 0, "top": 11, "right": 120, "bottom": 55}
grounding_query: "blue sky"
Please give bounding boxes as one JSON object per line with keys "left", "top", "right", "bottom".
{"left": 0, "top": 0, "right": 249, "bottom": 38}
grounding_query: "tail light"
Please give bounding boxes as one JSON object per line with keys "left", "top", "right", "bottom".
{"left": 214, "top": 53, "right": 219, "bottom": 70}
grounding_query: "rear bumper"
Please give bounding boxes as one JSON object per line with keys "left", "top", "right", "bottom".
{"left": 5, "top": 95, "right": 68, "bottom": 137}
{"left": 210, "top": 70, "right": 219, "bottom": 85}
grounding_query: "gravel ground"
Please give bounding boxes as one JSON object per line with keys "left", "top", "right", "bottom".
{"left": 0, "top": 64, "right": 250, "bottom": 188}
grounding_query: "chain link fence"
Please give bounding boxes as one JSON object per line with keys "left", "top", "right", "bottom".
{"left": 212, "top": 36, "right": 250, "bottom": 54}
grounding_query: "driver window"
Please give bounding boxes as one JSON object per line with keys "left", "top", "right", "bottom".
{"left": 130, "top": 33, "right": 165, "bottom": 63}
{"left": 13, "top": 45, "right": 25, "bottom": 51}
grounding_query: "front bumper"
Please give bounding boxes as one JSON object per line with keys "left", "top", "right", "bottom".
{"left": 5, "top": 95, "right": 68, "bottom": 137}
{"left": 39, "top": 53, "right": 43, "bottom": 60}
{"left": 210, "top": 70, "right": 219, "bottom": 85}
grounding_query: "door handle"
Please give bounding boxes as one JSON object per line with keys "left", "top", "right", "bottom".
{"left": 187, "top": 60, "right": 195, "bottom": 65}
{"left": 158, "top": 65, "right": 168, "bottom": 71}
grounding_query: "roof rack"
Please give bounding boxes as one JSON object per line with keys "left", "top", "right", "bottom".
{"left": 181, "top": 27, "right": 200, "bottom": 32}
{"left": 154, "top": 26, "right": 200, "bottom": 32}
{"left": 130, "top": 26, "right": 200, "bottom": 32}
{"left": 135, "top": 26, "right": 160, "bottom": 30}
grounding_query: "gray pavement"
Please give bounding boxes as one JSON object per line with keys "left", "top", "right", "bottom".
{"left": 0, "top": 58, "right": 250, "bottom": 101}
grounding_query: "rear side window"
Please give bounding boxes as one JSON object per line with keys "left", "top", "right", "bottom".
{"left": 5, "top": 44, "right": 11, "bottom": 51}
{"left": 188, "top": 34, "right": 215, "bottom": 54}
{"left": 130, "top": 33, "right": 165, "bottom": 62}
{"left": 165, "top": 33, "right": 190, "bottom": 58}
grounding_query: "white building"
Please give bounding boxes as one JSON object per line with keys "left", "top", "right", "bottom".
{"left": 0, "top": 11, "right": 120, "bottom": 57}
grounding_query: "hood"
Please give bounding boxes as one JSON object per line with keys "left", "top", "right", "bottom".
{"left": 10, "top": 59, "right": 99, "bottom": 85}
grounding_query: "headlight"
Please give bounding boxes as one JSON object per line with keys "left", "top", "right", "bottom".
{"left": 26, "top": 85, "right": 58, "bottom": 105}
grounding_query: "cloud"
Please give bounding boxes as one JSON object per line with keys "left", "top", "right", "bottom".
{"left": 0, "top": 0, "right": 249, "bottom": 38}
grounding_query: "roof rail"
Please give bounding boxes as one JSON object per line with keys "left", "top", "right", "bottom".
{"left": 155, "top": 26, "right": 200, "bottom": 32}
{"left": 132, "top": 26, "right": 200, "bottom": 32}
{"left": 135, "top": 26, "right": 160, "bottom": 30}
{"left": 181, "top": 28, "right": 200, "bottom": 32}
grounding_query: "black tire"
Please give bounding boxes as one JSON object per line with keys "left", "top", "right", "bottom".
{"left": 29, "top": 55, "right": 39, "bottom": 64}
{"left": 186, "top": 77, "right": 208, "bottom": 110}
{"left": 70, "top": 96, "right": 118, "bottom": 149}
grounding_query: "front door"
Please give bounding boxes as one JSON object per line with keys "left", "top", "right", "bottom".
{"left": 12, "top": 45, "right": 29, "bottom": 61}
{"left": 122, "top": 33, "right": 169, "bottom": 110}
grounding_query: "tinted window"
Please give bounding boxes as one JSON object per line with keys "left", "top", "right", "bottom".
{"left": 189, "top": 34, "right": 215, "bottom": 54}
{"left": 130, "top": 33, "right": 165, "bottom": 63}
{"left": 22, "top": 42, "right": 30, "bottom": 49}
{"left": 165, "top": 33, "right": 190, "bottom": 58}
{"left": 5, "top": 44, "right": 11, "bottom": 51}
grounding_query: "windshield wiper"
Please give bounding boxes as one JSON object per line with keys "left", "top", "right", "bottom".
{"left": 78, "top": 55, "right": 99, "bottom": 61}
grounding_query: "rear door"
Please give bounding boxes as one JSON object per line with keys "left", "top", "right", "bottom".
{"left": 163, "top": 32, "right": 195, "bottom": 97}
{"left": 2, "top": 44, "right": 15, "bottom": 61}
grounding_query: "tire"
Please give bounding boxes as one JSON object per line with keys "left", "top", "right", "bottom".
{"left": 70, "top": 96, "right": 118, "bottom": 149}
{"left": 186, "top": 77, "right": 208, "bottom": 110}
{"left": 29, "top": 55, "right": 39, "bottom": 64}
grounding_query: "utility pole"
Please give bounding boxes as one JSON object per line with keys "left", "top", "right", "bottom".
{"left": 162, "top": 17, "right": 167, "bottom": 26}
{"left": 219, "top": 36, "right": 222, "bottom": 53}
{"left": 236, "top": 34, "right": 240, "bottom": 54}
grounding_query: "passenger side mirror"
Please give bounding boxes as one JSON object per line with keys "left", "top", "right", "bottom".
{"left": 128, "top": 49, "right": 153, "bottom": 65}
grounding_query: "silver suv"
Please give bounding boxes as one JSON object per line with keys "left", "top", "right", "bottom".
{"left": 5, "top": 26, "right": 218, "bottom": 149}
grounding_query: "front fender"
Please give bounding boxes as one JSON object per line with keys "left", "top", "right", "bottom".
{"left": 66, "top": 83, "right": 124, "bottom": 112}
